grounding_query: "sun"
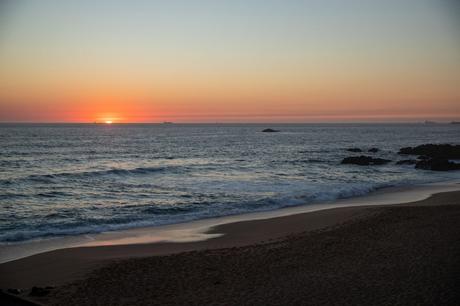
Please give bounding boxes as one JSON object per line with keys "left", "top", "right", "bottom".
{"left": 105, "top": 120, "right": 113, "bottom": 124}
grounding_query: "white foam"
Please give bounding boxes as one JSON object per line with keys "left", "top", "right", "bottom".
{"left": 1, "top": 179, "right": 459, "bottom": 263}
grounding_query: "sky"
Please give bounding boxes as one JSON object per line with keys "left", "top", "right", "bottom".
{"left": 0, "top": 0, "right": 459, "bottom": 123}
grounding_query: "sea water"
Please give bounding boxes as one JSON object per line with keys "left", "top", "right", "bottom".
{"left": 0, "top": 123, "right": 459, "bottom": 243}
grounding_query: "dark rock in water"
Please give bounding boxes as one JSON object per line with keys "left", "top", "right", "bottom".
{"left": 7, "top": 288, "right": 22, "bottom": 295}
{"left": 368, "top": 148, "right": 379, "bottom": 153}
{"left": 341, "top": 156, "right": 391, "bottom": 166}
{"left": 346, "top": 148, "right": 362, "bottom": 152}
{"left": 262, "top": 128, "right": 279, "bottom": 133}
{"left": 398, "top": 144, "right": 460, "bottom": 159}
{"left": 29, "top": 286, "right": 51, "bottom": 297}
{"left": 396, "top": 159, "right": 417, "bottom": 165}
{"left": 415, "top": 158, "right": 460, "bottom": 171}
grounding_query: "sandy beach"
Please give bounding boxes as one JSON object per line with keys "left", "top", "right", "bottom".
{"left": 1, "top": 190, "right": 459, "bottom": 305}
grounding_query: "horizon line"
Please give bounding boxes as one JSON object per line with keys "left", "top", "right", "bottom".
{"left": 0, "top": 121, "right": 459, "bottom": 125}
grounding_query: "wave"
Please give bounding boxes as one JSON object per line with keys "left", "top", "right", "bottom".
{"left": 41, "top": 166, "right": 172, "bottom": 178}
{"left": 271, "top": 159, "right": 328, "bottom": 165}
{"left": 0, "top": 180, "right": 410, "bottom": 243}
{"left": 37, "top": 191, "right": 72, "bottom": 198}
{"left": 0, "top": 166, "right": 178, "bottom": 185}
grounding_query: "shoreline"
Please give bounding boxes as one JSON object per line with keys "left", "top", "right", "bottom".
{"left": 1, "top": 179, "right": 459, "bottom": 264}
{"left": 56, "top": 192, "right": 460, "bottom": 305}
{"left": 1, "top": 189, "right": 459, "bottom": 305}
{"left": 0, "top": 187, "right": 459, "bottom": 290}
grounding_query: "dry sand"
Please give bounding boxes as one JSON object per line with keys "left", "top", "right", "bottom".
{"left": 1, "top": 191, "right": 459, "bottom": 305}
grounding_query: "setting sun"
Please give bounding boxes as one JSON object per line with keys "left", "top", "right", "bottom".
{"left": 0, "top": 2, "right": 459, "bottom": 305}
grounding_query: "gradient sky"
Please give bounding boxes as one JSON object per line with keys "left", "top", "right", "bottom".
{"left": 0, "top": 0, "right": 459, "bottom": 122}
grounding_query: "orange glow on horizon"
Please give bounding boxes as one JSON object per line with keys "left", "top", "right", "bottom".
{"left": 1, "top": 1, "right": 459, "bottom": 123}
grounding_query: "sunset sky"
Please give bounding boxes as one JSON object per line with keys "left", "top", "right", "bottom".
{"left": 0, "top": 0, "right": 459, "bottom": 123}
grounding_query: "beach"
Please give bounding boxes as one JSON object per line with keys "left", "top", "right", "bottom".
{"left": 2, "top": 0, "right": 460, "bottom": 304}
{"left": 1, "top": 189, "right": 459, "bottom": 305}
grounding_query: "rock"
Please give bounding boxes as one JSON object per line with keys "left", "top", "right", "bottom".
{"left": 341, "top": 156, "right": 391, "bottom": 166}
{"left": 29, "top": 286, "right": 51, "bottom": 297}
{"left": 396, "top": 159, "right": 417, "bottom": 165}
{"left": 368, "top": 148, "right": 379, "bottom": 153}
{"left": 398, "top": 144, "right": 460, "bottom": 159}
{"left": 7, "top": 288, "right": 22, "bottom": 295}
{"left": 415, "top": 158, "right": 460, "bottom": 171}
{"left": 346, "top": 148, "right": 362, "bottom": 152}
{"left": 262, "top": 128, "right": 279, "bottom": 133}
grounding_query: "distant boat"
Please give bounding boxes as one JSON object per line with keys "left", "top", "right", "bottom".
{"left": 450, "top": 121, "right": 460, "bottom": 125}
{"left": 162, "top": 122, "right": 174, "bottom": 124}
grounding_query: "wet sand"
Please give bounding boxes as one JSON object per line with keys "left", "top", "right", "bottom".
{"left": 1, "top": 191, "right": 460, "bottom": 305}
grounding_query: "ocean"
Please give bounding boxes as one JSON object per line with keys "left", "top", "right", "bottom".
{"left": 0, "top": 123, "right": 459, "bottom": 244}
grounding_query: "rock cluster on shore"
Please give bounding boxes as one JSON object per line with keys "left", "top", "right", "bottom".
{"left": 414, "top": 158, "right": 460, "bottom": 171}
{"left": 398, "top": 144, "right": 460, "bottom": 171}
{"left": 341, "top": 144, "right": 460, "bottom": 171}
{"left": 398, "top": 144, "right": 460, "bottom": 159}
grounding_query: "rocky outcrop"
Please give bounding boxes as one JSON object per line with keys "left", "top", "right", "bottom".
{"left": 341, "top": 144, "right": 460, "bottom": 170}
{"left": 398, "top": 144, "right": 460, "bottom": 159}
{"left": 415, "top": 158, "right": 460, "bottom": 171}
{"left": 262, "top": 128, "right": 279, "bottom": 133}
{"left": 396, "top": 144, "right": 460, "bottom": 171}
{"left": 341, "top": 156, "right": 391, "bottom": 166}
